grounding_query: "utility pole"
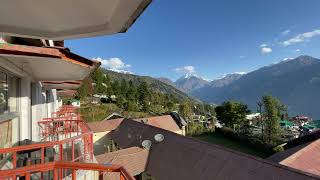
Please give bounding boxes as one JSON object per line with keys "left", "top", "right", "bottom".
{"left": 257, "top": 101, "right": 263, "bottom": 141}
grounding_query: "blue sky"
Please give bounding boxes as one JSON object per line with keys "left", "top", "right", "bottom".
{"left": 66, "top": 0, "right": 320, "bottom": 81}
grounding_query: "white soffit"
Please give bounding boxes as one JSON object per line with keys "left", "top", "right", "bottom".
{"left": 1, "top": 55, "right": 93, "bottom": 81}
{"left": 0, "top": 0, "right": 151, "bottom": 40}
{"left": 42, "top": 82, "right": 82, "bottom": 90}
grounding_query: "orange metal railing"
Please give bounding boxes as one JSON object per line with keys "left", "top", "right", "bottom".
{"left": 0, "top": 161, "right": 135, "bottom": 180}
{"left": 0, "top": 105, "right": 134, "bottom": 180}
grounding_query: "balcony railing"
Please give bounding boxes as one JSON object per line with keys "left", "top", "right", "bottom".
{"left": 0, "top": 105, "right": 134, "bottom": 180}
{"left": 0, "top": 161, "right": 134, "bottom": 180}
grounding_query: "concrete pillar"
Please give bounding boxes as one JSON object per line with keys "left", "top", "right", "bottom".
{"left": 20, "top": 77, "right": 31, "bottom": 140}
{"left": 31, "top": 82, "right": 46, "bottom": 141}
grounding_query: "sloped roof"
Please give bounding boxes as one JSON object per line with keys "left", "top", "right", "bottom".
{"left": 136, "top": 115, "right": 181, "bottom": 132}
{"left": 88, "top": 115, "right": 180, "bottom": 133}
{"left": 268, "top": 139, "right": 320, "bottom": 176}
{"left": 87, "top": 118, "right": 124, "bottom": 133}
{"left": 96, "top": 147, "right": 149, "bottom": 176}
{"left": 284, "top": 130, "right": 320, "bottom": 149}
{"left": 110, "top": 119, "right": 320, "bottom": 180}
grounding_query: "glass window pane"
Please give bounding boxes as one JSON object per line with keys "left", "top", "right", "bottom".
{"left": 0, "top": 120, "right": 12, "bottom": 148}
{"left": 8, "top": 76, "right": 18, "bottom": 112}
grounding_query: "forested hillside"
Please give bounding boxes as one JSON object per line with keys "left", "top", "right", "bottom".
{"left": 76, "top": 68, "right": 215, "bottom": 121}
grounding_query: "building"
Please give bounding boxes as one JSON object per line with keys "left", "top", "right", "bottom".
{"left": 70, "top": 99, "right": 81, "bottom": 107}
{"left": 88, "top": 114, "right": 187, "bottom": 144}
{"left": 0, "top": 0, "right": 152, "bottom": 179}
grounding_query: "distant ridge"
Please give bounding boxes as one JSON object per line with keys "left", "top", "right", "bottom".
{"left": 191, "top": 55, "right": 320, "bottom": 118}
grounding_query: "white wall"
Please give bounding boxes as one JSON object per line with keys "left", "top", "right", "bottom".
{"left": 20, "top": 77, "right": 32, "bottom": 140}
{"left": 0, "top": 57, "right": 61, "bottom": 144}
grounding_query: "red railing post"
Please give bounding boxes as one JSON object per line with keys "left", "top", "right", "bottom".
{"left": 72, "top": 169, "right": 76, "bottom": 180}
{"left": 72, "top": 140, "right": 75, "bottom": 162}
{"left": 41, "top": 147, "right": 45, "bottom": 164}
{"left": 90, "top": 133, "right": 93, "bottom": 161}
{"left": 26, "top": 172, "right": 31, "bottom": 180}
{"left": 13, "top": 152, "right": 17, "bottom": 169}
{"left": 54, "top": 168, "right": 58, "bottom": 180}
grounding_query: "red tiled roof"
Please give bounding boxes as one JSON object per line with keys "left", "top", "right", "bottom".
{"left": 269, "top": 139, "right": 320, "bottom": 176}
{"left": 136, "top": 115, "right": 180, "bottom": 132}
{"left": 88, "top": 115, "right": 180, "bottom": 133}
{"left": 87, "top": 118, "right": 124, "bottom": 133}
{"left": 96, "top": 147, "right": 149, "bottom": 176}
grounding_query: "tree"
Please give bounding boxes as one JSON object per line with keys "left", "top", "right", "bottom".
{"left": 179, "top": 101, "right": 193, "bottom": 121}
{"left": 77, "top": 77, "right": 93, "bottom": 99}
{"left": 215, "top": 101, "right": 250, "bottom": 130}
{"left": 137, "top": 81, "right": 151, "bottom": 112}
{"left": 262, "top": 95, "right": 285, "bottom": 144}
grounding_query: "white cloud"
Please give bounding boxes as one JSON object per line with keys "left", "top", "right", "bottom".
{"left": 295, "top": 49, "right": 301, "bottom": 52}
{"left": 239, "top": 55, "right": 245, "bottom": 59}
{"left": 175, "top": 65, "right": 196, "bottom": 75}
{"left": 282, "top": 29, "right": 320, "bottom": 46}
{"left": 260, "top": 44, "right": 268, "bottom": 48}
{"left": 93, "top": 57, "right": 132, "bottom": 74}
{"left": 281, "top": 29, "right": 291, "bottom": 36}
{"left": 261, "top": 47, "right": 272, "bottom": 54}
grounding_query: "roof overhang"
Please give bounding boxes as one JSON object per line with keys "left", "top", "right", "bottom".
{"left": 57, "top": 90, "right": 77, "bottom": 97}
{"left": 0, "top": 43, "right": 100, "bottom": 81}
{"left": 42, "top": 81, "right": 82, "bottom": 90}
{"left": 0, "top": 0, "right": 152, "bottom": 40}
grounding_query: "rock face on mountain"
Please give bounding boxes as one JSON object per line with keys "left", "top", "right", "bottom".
{"left": 158, "top": 77, "right": 175, "bottom": 86}
{"left": 210, "top": 73, "right": 245, "bottom": 88}
{"left": 191, "top": 56, "right": 320, "bottom": 118}
{"left": 174, "top": 75, "right": 209, "bottom": 93}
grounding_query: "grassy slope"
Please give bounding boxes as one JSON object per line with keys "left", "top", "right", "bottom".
{"left": 194, "top": 133, "right": 269, "bottom": 158}
{"left": 80, "top": 103, "right": 151, "bottom": 122}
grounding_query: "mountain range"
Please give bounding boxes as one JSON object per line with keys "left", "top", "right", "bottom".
{"left": 190, "top": 55, "right": 320, "bottom": 118}
{"left": 104, "top": 55, "right": 320, "bottom": 118}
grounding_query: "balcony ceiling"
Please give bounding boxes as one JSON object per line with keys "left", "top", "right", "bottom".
{"left": 42, "top": 81, "right": 82, "bottom": 90}
{"left": 0, "top": 44, "right": 100, "bottom": 81}
{"left": 0, "top": 0, "right": 151, "bottom": 40}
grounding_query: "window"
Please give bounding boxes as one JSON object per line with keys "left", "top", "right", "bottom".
{"left": 0, "top": 68, "right": 19, "bottom": 149}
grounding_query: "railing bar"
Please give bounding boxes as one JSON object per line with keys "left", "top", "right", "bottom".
{"left": 41, "top": 147, "right": 45, "bottom": 164}
{"left": 54, "top": 168, "right": 58, "bottom": 180}
{"left": 13, "top": 152, "right": 16, "bottom": 169}
{"left": 72, "top": 169, "right": 76, "bottom": 180}
{"left": 72, "top": 140, "right": 75, "bottom": 162}
{"left": 26, "top": 172, "right": 30, "bottom": 180}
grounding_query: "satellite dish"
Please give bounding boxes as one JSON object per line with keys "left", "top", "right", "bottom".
{"left": 141, "top": 118, "right": 148, "bottom": 124}
{"left": 154, "top": 134, "right": 164, "bottom": 142}
{"left": 142, "top": 140, "right": 152, "bottom": 150}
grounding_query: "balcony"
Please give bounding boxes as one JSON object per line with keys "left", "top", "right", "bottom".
{"left": 0, "top": 105, "right": 134, "bottom": 180}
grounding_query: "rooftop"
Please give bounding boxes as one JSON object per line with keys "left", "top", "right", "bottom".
{"left": 109, "top": 119, "right": 320, "bottom": 180}
{"left": 96, "top": 147, "right": 149, "bottom": 176}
